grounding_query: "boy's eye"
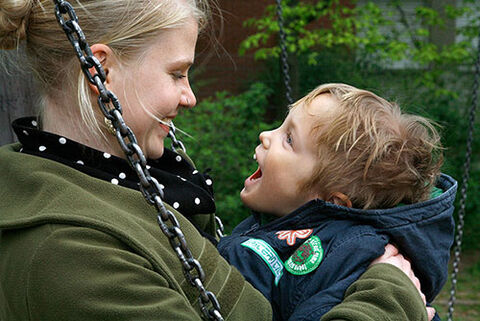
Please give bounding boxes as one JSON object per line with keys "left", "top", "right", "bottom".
{"left": 286, "top": 132, "right": 293, "bottom": 146}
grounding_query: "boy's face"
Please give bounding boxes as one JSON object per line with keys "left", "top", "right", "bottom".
{"left": 241, "top": 94, "right": 338, "bottom": 217}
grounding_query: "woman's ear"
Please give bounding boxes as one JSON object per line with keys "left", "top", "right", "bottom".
{"left": 327, "top": 192, "right": 352, "bottom": 208}
{"left": 87, "top": 44, "right": 114, "bottom": 95}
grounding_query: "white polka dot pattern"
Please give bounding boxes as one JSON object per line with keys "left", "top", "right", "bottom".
{"left": 12, "top": 116, "right": 217, "bottom": 217}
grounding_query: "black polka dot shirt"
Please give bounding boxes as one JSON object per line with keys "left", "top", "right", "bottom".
{"left": 12, "top": 117, "right": 216, "bottom": 217}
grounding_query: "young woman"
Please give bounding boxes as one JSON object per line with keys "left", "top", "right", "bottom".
{"left": 0, "top": 0, "right": 434, "bottom": 320}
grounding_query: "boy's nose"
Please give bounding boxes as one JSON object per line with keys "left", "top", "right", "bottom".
{"left": 259, "top": 131, "right": 270, "bottom": 149}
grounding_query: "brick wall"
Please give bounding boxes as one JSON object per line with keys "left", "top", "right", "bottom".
{"left": 194, "top": 0, "right": 354, "bottom": 99}
{"left": 194, "top": 0, "right": 272, "bottom": 99}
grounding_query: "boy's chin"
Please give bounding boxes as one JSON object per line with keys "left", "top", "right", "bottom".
{"left": 240, "top": 189, "right": 257, "bottom": 211}
{"left": 239, "top": 188, "right": 249, "bottom": 205}
{"left": 240, "top": 190, "right": 284, "bottom": 217}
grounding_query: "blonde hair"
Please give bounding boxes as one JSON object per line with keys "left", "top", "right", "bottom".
{"left": 0, "top": 0, "right": 212, "bottom": 136}
{"left": 291, "top": 83, "right": 443, "bottom": 209}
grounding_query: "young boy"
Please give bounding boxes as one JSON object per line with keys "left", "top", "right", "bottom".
{"left": 217, "top": 83, "right": 457, "bottom": 321}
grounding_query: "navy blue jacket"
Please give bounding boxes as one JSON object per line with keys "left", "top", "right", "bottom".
{"left": 218, "top": 174, "right": 457, "bottom": 321}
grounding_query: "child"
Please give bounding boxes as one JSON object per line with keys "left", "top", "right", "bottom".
{"left": 217, "top": 83, "right": 457, "bottom": 321}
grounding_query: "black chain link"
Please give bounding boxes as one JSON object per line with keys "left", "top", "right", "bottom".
{"left": 215, "top": 216, "right": 225, "bottom": 238}
{"left": 167, "top": 123, "right": 225, "bottom": 239}
{"left": 169, "top": 122, "right": 187, "bottom": 153}
{"left": 52, "top": 1, "right": 223, "bottom": 319}
{"left": 275, "top": 0, "right": 294, "bottom": 105}
{"left": 446, "top": 32, "right": 480, "bottom": 321}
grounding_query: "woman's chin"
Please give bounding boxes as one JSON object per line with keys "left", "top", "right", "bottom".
{"left": 146, "top": 142, "right": 165, "bottom": 159}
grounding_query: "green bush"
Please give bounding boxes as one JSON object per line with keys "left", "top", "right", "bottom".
{"left": 172, "top": 82, "right": 277, "bottom": 230}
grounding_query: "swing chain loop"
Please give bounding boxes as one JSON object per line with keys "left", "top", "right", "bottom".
{"left": 200, "top": 291, "right": 222, "bottom": 321}
{"left": 275, "top": 0, "right": 294, "bottom": 105}
{"left": 446, "top": 31, "right": 480, "bottom": 321}
{"left": 140, "top": 176, "right": 165, "bottom": 204}
{"left": 215, "top": 216, "right": 225, "bottom": 238}
{"left": 53, "top": 1, "right": 223, "bottom": 320}
{"left": 169, "top": 121, "right": 187, "bottom": 153}
{"left": 54, "top": 0, "right": 77, "bottom": 30}
{"left": 185, "top": 258, "right": 206, "bottom": 285}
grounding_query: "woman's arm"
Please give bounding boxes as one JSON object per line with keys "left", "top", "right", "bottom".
{"left": 24, "top": 225, "right": 272, "bottom": 321}
{"left": 321, "top": 245, "right": 435, "bottom": 321}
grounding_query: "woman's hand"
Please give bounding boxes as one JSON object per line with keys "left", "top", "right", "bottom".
{"left": 370, "top": 244, "right": 436, "bottom": 321}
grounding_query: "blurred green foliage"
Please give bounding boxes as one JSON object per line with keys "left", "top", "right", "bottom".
{"left": 175, "top": 1, "right": 480, "bottom": 250}
{"left": 173, "top": 83, "right": 277, "bottom": 229}
{"left": 240, "top": 0, "right": 480, "bottom": 96}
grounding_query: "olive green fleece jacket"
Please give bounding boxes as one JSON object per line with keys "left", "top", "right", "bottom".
{"left": 0, "top": 143, "right": 428, "bottom": 320}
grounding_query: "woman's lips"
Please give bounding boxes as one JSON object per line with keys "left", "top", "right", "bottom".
{"left": 159, "top": 123, "right": 170, "bottom": 134}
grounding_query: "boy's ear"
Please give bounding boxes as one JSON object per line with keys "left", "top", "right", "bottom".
{"left": 327, "top": 192, "right": 352, "bottom": 208}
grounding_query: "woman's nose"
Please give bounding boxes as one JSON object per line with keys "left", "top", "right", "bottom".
{"left": 181, "top": 82, "right": 197, "bottom": 108}
{"left": 259, "top": 131, "right": 271, "bottom": 149}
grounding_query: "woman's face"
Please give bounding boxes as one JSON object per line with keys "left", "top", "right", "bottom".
{"left": 109, "top": 19, "right": 198, "bottom": 159}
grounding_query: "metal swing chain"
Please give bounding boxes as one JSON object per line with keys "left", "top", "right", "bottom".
{"left": 446, "top": 32, "right": 480, "bottom": 321}
{"left": 168, "top": 122, "right": 225, "bottom": 239}
{"left": 275, "top": 0, "right": 294, "bottom": 105}
{"left": 169, "top": 123, "right": 225, "bottom": 239}
{"left": 168, "top": 121, "right": 187, "bottom": 153}
{"left": 52, "top": 1, "right": 223, "bottom": 320}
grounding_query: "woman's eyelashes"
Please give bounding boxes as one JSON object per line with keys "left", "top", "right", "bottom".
{"left": 171, "top": 71, "right": 186, "bottom": 80}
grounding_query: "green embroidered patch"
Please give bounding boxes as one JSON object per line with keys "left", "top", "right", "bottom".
{"left": 285, "top": 236, "right": 323, "bottom": 275}
{"left": 241, "top": 238, "right": 284, "bottom": 285}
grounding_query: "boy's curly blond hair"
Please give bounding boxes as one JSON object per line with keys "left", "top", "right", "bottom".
{"left": 291, "top": 83, "right": 443, "bottom": 209}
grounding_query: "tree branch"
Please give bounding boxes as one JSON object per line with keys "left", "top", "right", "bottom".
{"left": 394, "top": 3, "right": 422, "bottom": 50}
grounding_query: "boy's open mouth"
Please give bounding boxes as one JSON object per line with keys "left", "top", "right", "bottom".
{"left": 244, "top": 151, "right": 262, "bottom": 188}
{"left": 249, "top": 167, "right": 262, "bottom": 181}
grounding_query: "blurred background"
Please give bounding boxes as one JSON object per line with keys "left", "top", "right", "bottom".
{"left": 1, "top": 0, "right": 479, "bottom": 319}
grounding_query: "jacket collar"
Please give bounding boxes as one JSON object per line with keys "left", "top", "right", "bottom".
{"left": 253, "top": 174, "right": 457, "bottom": 232}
